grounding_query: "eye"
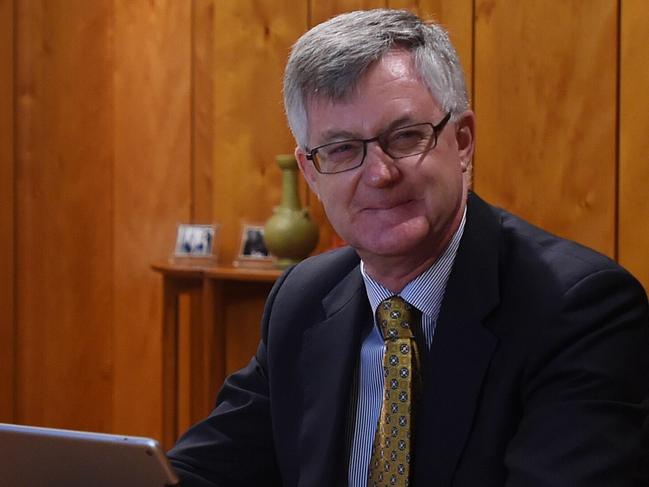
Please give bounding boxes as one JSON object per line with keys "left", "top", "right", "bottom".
{"left": 391, "top": 128, "right": 426, "bottom": 143}
{"left": 322, "top": 141, "right": 363, "bottom": 164}
{"left": 325, "top": 142, "right": 356, "bottom": 156}
{"left": 387, "top": 125, "right": 433, "bottom": 153}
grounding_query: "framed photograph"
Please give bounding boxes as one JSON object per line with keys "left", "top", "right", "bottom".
{"left": 234, "top": 224, "right": 274, "bottom": 268}
{"left": 174, "top": 224, "right": 218, "bottom": 259}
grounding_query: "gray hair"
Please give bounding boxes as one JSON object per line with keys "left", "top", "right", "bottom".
{"left": 283, "top": 9, "right": 469, "bottom": 149}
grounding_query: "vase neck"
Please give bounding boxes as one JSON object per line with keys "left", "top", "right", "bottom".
{"left": 281, "top": 167, "right": 301, "bottom": 210}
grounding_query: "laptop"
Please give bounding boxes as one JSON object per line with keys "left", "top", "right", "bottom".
{"left": 0, "top": 423, "right": 179, "bottom": 487}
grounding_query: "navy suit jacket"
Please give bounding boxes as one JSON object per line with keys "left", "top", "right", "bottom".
{"left": 168, "top": 193, "right": 649, "bottom": 486}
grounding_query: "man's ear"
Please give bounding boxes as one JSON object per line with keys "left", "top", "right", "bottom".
{"left": 454, "top": 110, "right": 476, "bottom": 172}
{"left": 295, "top": 146, "right": 320, "bottom": 199}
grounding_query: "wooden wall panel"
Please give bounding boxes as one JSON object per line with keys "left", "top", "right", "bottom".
{"left": 223, "top": 282, "right": 275, "bottom": 375}
{"left": 619, "top": 0, "right": 649, "bottom": 291}
{"left": 473, "top": 0, "right": 617, "bottom": 257}
{"left": 6, "top": 0, "right": 648, "bottom": 442}
{"left": 212, "top": 1, "right": 308, "bottom": 265}
{"left": 0, "top": 0, "right": 15, "bottom": 423}
{"left": 112, "top": 1, "right": 192, "bottom": 438}
{"left": 311, "top": 0, "right": 387, "bottom": 23}
{"left": 14, "top": 0, "right": 114, "bottom": 430}
{"left": 192, "top": 0, "right": 215, "bottom": 223}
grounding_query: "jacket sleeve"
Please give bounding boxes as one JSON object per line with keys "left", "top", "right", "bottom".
{"left": 166, "top": 268, "right": 294, "bottom": 487}
{"left": 505, "top": 267, "right": 649, "bottom": 486}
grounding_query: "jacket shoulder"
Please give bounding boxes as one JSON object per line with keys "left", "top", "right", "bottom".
{"left": 493, "top": 205, "right": 629, "bottom": 290}
{"left": 278, "top": 246, "right": 361, "bottom": 298}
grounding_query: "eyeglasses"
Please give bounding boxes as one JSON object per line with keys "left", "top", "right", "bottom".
{"left": 306, "top": 112, "right": 451, "bottom": 175}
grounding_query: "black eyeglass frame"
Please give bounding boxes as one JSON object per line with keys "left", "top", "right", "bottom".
{"left": 305, "top": 112, "right": 452, "bottom": 175}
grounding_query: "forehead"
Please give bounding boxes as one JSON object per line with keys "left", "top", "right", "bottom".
{"left": 305, "top": 52, "right": 441, "bottom": 143}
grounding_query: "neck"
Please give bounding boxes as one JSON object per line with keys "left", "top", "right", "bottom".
{"left": 362, "top": 254, "right": 440, "bottom": 294}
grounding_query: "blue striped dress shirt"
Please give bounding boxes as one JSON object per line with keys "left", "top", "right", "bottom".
{"left": 347, "top": 209, "right": 466, "bottom": 486}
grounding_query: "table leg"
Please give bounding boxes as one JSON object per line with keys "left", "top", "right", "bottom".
{"left": 161, "top": 275, "right": 179, "bottom": 449}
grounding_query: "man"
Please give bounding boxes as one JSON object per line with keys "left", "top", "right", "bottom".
{"left": 169, "top": 9, "right": 649, "bottom": 486}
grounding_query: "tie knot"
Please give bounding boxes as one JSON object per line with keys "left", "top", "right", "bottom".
{"left": 376, "top": 295, "right": 419, "bottom": 341}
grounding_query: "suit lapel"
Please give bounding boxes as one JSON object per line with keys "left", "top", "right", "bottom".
{"left": 414, "top": 193, "right": 502, "bottom": 486}
{"left": 297, "top": 265, "right": 371, "bottom": 486}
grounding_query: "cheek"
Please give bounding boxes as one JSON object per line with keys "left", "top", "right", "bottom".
{"left": 320, "top": 186, "right": 345, "bottom": 215}
{"left": 420, "top": 160, "right": 464, "bottom": 206}
{"left": 318, "top": 179, "right": 355, "bottom": 221}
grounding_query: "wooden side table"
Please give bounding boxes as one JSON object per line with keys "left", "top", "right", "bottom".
{"left": 152, "top": 261, "right": 281, "bottom": 448}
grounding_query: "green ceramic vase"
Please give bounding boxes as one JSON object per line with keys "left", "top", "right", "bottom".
{"left": 264, "top": 154, "right": 319, "bottom": 268}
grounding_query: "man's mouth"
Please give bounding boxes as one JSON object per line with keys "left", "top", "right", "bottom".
{"left": 364, "top": 199, "right": 414, "bottom": 210}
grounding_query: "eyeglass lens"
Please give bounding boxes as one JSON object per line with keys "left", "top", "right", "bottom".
{"left": 314, "top": 123, "right": 436, "bottom": 174}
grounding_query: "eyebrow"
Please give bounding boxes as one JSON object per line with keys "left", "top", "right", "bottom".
{"left": 316, "top": 129, "right": 359, "bottom": 146}
{"left": 314, "top": 114, "right": 421, "bottom": 147}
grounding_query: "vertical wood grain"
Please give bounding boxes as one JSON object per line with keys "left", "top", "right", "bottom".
{"left": 0, "top": 0, "right": 15, "bottom": 422}
{"left": 473, "top": 0, "right": 617, "bottom": 257}
{"left": 619, "top": 0, "right": 649, "bottom": 291}
{"left": 212, "top": 1, "right": 307, "bottom": 265}
{"left": 8, "top": 0, "right": 648, "bottom": 441}
{"left": 192, "top": 0, "right": 215, "bottom": 223}
{"left": 223, "top": 282, "right": 275, "bottom": 375}
{"left": 112, "top": 0, "right": 192, "bottom": 439}
{"left": 311, "top": 0, "right": 388, "bottom": 23}
{"left": 14, "top": 0, "right": 114, "bottom": 430}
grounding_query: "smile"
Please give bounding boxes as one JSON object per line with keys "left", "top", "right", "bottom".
{"left": 362, "top": 199, "right": 416, "bottom": 212}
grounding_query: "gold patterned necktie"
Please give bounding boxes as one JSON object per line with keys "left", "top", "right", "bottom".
{"left": 368, "top": 296, "right": 422, "bottom": 487}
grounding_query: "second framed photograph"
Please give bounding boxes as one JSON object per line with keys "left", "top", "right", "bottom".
{"left": 234, "top": 223, "right": 274, "bottom": 268}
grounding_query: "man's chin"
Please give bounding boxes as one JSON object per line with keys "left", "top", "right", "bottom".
{"left": 355, "top": 237, "right": 427, "bottom": 261}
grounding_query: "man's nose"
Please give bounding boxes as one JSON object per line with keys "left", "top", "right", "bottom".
{"left": 362, "top": 141, "right": 400, "bottom": 187}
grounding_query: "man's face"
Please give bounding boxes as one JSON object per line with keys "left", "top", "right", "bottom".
{"left": 295, "top": 50, "right": 474, "bottom": 265}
